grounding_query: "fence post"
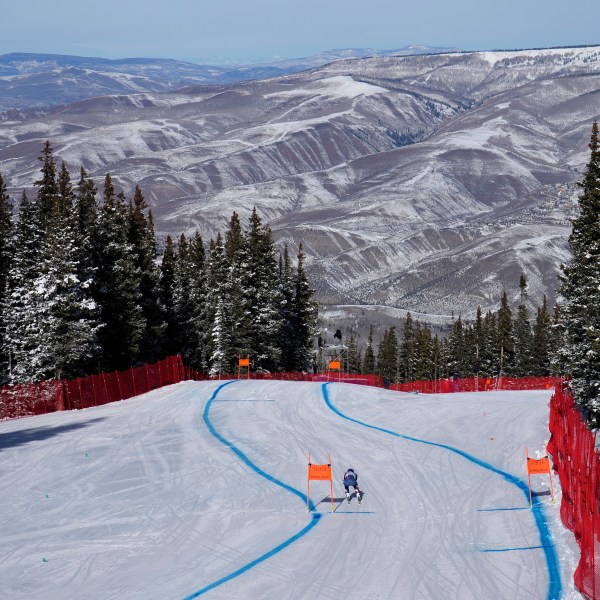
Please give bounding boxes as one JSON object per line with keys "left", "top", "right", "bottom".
{"left": 131, "top": 367, "right": 137, "bottom": 397}
{"left": 116, "top": 371, "right": 123, "bottom": 400}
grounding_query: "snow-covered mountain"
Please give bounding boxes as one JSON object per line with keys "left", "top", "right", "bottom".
{"left": 1, "top": 46, "right": 599, "bottom": 320}
{"left": 0, "top": 46, "right": 457, "bottom": 113}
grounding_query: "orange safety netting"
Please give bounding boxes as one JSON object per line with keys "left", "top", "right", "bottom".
{"left": 548, "top": 387, "right": 600, "bottom": 600}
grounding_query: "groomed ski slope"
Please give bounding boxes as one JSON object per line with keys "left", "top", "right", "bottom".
{"left": 0, "top": 380, "right": 581, "bottom": 599}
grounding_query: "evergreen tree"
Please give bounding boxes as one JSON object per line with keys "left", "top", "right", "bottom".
{"left": 481, "top": 311, "right": 499, "bottom": 377}
{"left": 2, "top": 193, "right": 45, "bottom": 383}
{"left": 473, "top": 307, "right": 485, "bottom": 377}
{"left": 93, "top": 176, "right": 145, "bottom": 370}
{"left": 245, "top": 209, "right": 283, "bottom": 371}
{"left": 278, "top": 244, "right": 297, "bottom": 372}
{"left": 531, "top": 295, "right": 551, "bottom": 376}
{"left": 497, "top": 291, "right": 515, "bottom": 376}
{"left": 446, "top": 315, "right": 466, "bottom": 377}
{"left": 128, "top": 186, "right": 166, "bottom": 362}
{"left": 36, "top": 187, "right": 101, "bottom": 379}
{"left": 206, "top": 233, "right": 231, "bottom": 375}
{"left": 346, "top": 335, "right": 361, "bottom": 373}
{"left": 0, "top": 174, "right": 13, "bottom": 383}
{"left": 549, "top": 303, "right": 567, "bottom": 376}
{"left": 413, "top": 322, "right": 434, "bottom": 380}
{"left": 363, "top": 325, "right": 376, "bottom": 374}
{"left": 560, "top": 121, "right": 600, "bottom": 424}
{"left": 398, "top": 312, "right": 415, "bottom": 382}
{"left": 514, "top": 274, "right": 533, "bottom": 377}
{"left": 187, "top": 232, "right": 208, "bottom": 371}
{"left": 159, "top": 235, "right": 178, "bottom": 356}
{"left": 290, "top": 243, "right": 318, "bottom": 371}
{"left": 377, "top": 326, "right": 398, "bottom": 383}
{"left": 35, "top": 141, "right": 59, "bottom": 232}
{"left": 73, "top": 168, "right": 98, "bottom": 288}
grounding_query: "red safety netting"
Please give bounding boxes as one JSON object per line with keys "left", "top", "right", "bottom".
{"left": 391, "top": 375, "right": 564, "bottom": 394}
{"left": 548, "top": 387, "right": 600, "bottom": 600}
{"left": 2, "top": 364, "right": 566, "bottom": 421}
{"left": 0, "top": 356, "right": 186, "bottom": 419}
{"left": 182, "top": 369, "right": 383, "bottom": 387}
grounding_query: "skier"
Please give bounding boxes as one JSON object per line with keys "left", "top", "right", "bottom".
{"left": 343, "top": 468, "right": 362, "bottom": 503}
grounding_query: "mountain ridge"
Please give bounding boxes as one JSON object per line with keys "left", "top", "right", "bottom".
{"left": 1, "top": 46, "right": 598, "bottom": 322}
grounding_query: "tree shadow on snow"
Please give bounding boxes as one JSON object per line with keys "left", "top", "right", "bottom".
{"left": 0, "top": 418, "right": 107, "bottom": 451}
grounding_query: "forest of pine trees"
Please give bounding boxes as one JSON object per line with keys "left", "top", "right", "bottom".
{"left": 339, "top": 277, "right": 565, "bottom": 384}
{"left": 0, "top": 142, "right": 318, "bottom": 385}
{"left": 1, "top": 121, "right": 599, "bottom": 427}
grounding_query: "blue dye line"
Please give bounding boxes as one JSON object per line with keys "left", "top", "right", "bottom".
{"left": 321, "top": 383, "right": 562, "bottom": 600}
{"left": 482, "top": 545, "right": 550, "bottom": 553}
{"left": 183, "top": 515, "right": 321, "bottom": 599}
{"left": 182, "top": 381, "right": 321, "bottom": 599}
{"left": 478, "top": 507, "right": 530, "bottom": 512}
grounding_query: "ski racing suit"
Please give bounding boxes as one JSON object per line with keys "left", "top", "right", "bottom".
{"left": 343, "top": 470, "right": 361, "bottom": 498}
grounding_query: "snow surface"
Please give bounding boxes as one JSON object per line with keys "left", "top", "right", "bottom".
{"left": 0, "top": 380, "right": 582, "bottom": 599}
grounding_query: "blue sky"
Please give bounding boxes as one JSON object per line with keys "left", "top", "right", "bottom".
{"left": 2, "top": 0, "right": 598, "bottom": 64}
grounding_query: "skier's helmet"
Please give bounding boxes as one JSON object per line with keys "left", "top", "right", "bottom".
{"left": 347, "top": 468, "right": 354, "bottom": 473}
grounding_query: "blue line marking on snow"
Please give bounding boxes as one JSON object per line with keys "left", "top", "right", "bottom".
{"left": 478, "top": 507, "right": 530, "bottom": 512}
{"left": 183, "top": 515, "right": 321, "bottom": 599}
{"left": 481, "top": 545, "right": 550, "bottom": 553}
{"left": 214, "top": 398, "right": 276, "bottom": 402}
{"left": 182, "top": 381, "right": 321, "bottom": 600}
{"left": 336, "top": 511, "right": 376, "bottom": 515}
{"left": 321, "top": 383, "right": 562, "bottom": 600}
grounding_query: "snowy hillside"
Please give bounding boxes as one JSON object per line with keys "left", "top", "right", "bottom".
{"left": 1, "top": 46, "right": 599, "bottom": 318}
{"left": 0, "top": 380, "right": 580, "bottom": 599}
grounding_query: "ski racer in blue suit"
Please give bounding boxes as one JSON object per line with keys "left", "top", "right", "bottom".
{"left": 343, "top": 468, "right": 362, "bottom": 501}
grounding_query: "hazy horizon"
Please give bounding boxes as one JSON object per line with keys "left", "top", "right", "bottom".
{"left": 2, "top": 0, "right": 598, "bottom": 65}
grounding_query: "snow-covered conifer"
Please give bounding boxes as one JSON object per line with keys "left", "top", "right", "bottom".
{"left": 93, "top": 176, "right": 145, "bottom": 370}
{"left": 560, "top": 121, "right": 600, "bottom": 425}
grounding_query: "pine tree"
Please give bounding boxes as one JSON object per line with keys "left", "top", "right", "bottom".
{"left": 549, "top": 303, "right": 567, "bottom": 376}
{"left": 413, "top": 322, "right": 434, "bottom": 380}
{"left": 186, "top": 232, "right": 208, "bottom": 371}
{"left": 159, "top": 235, "right": 178, "bottom": 356}
{"left": 0, "top": 173, "right": 13, "bottom": 383}
{"left": 245, "top": 209, "right": 283, "bottom": 371}
{"left": 398, "top": 312, "right": 415, "bottom": 382}
{"left": 377, "top": 326, "right": 398, "bottom": 383}
{"left": 206, "top": 233, "right": 232, "bottom": 375}
{"left": 2, "top": 192, "right": 45, "bottom": 383}
{"left": 481, "top": 311, "right": 499, "bottom": 377}
{"left": 128, "top": 186, "right": 166, "bottom": 362}
{"left": 497, "top": 291, "right": 515, "bottom": 376}
{"left": 346, "top": 335, "right": 361, "bottom": 373}
{"left": 36, "top": 189, "right": 101, "bottom": 379}
{"left": 35, "top": 141, "right": 59, "bottom": 232}
{"left": 560, "top": 121, "right": 600, "bottom": 425}
{"left": 278, "top": 244, "right": 297, "bottom": 372}
{"left": 446, "top": 315, "right": 466, "bottom": 377}
{"left": 363, "top": 325, "right": 376, "bottom": 374}
{"left": 514, "top": 274, "right": 533, "bottom": 377}
{"left": 290, "top": 244, "right": 318, "bottom": 371}
{"left": 531, "top": 295, "right": 551, "bottom": 376}
{"left": 93, "top": 176, "right": 145, "bottom": 371}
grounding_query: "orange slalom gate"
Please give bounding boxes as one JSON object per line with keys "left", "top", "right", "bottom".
{"left": 526, "top": 447, "right": 555, "bottom": 507}
{"left": 307, "top": 452, "right": 334, "bottom": 512}
{"left": 328, "top": 360, "right": 341, "bottom": 383}
{"left": 237, "top": 355, "right": 250, "bottom": 380}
